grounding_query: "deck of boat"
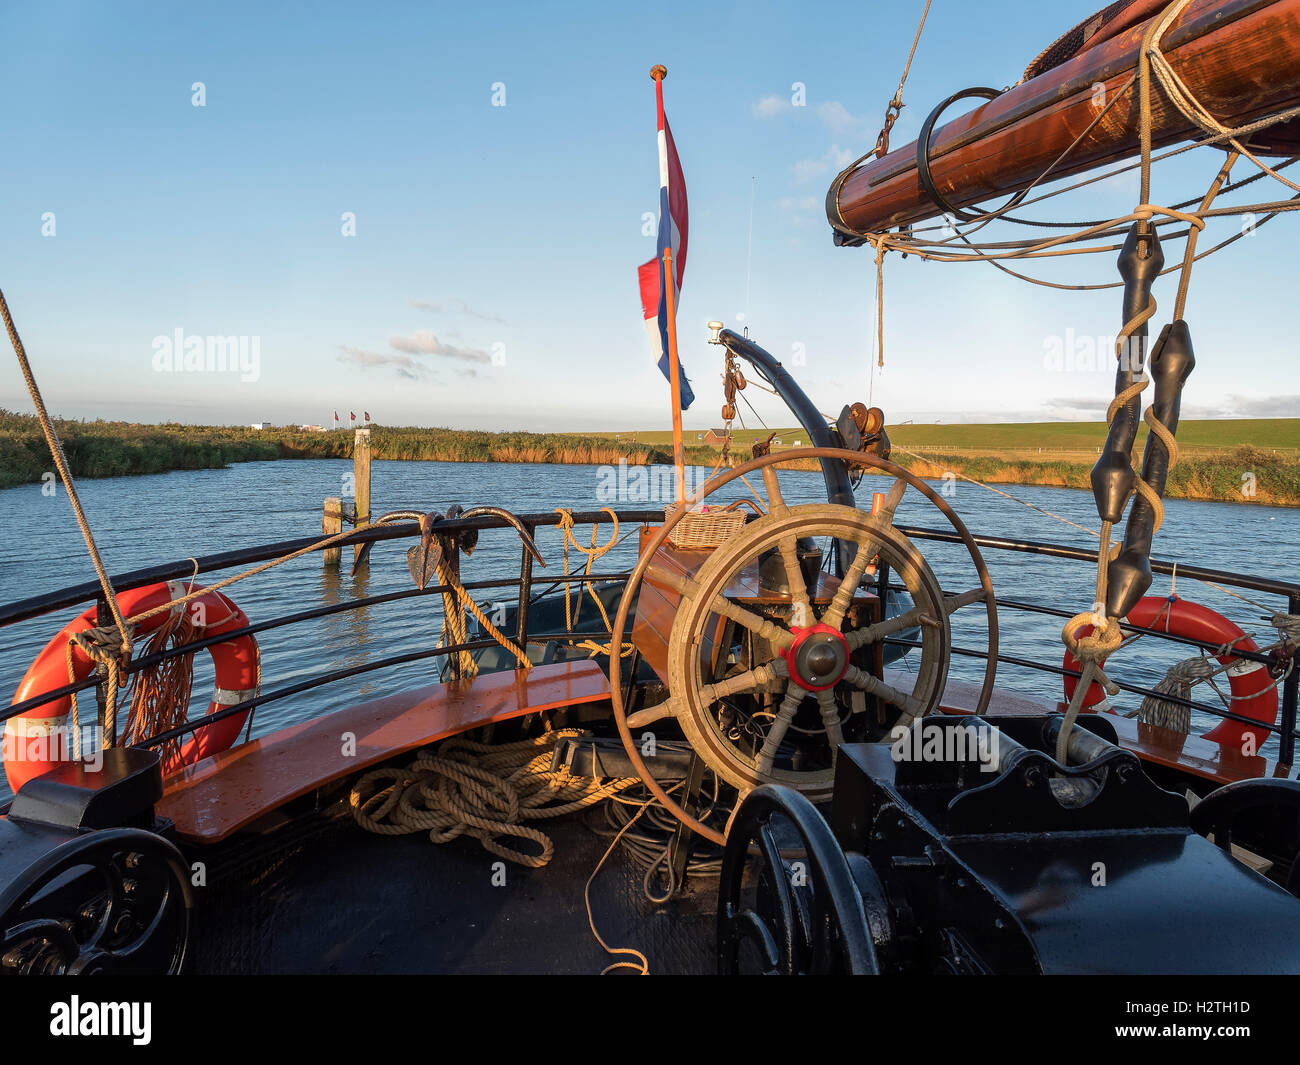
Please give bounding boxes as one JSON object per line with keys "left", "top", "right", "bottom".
{"left": 186, "top": 791, "right": 717, "bottom": 975}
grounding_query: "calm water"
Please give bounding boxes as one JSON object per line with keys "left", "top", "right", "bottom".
{"left": 0, "top": 458, "right": 1296, "bottom": 794}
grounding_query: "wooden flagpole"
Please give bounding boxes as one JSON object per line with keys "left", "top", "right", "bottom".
{"left": 652, "top": 64, "right": 686, "bottom": 505}
{"left": 662, "top": 246, "right": 686, "bottom": 505}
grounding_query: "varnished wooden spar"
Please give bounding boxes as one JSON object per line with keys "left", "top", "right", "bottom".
{"left": 829, "top": 0, "right": 1300, "bottom": 239}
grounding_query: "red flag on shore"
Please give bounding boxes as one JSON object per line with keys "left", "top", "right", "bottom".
{"left": 364, "top": 411, "right": 371, "bottom": 423}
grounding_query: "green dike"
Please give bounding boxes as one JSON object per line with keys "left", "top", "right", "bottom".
{"left": 2, "top": 411, "right": 1294, "bottom": 505}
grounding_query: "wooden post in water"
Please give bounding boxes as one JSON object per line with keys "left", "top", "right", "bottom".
{"left": 322, "top": 498, "right": 343, "bottom": 567}
{"left": 353, "top": 428, "right": 371, "bottom": 566}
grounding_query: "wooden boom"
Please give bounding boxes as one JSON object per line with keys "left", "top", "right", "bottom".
{"left": 828, "top": 0, "right": 1300, "bottom": 240}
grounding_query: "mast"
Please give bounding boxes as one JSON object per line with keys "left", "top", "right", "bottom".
{"left": 828, "top": 0, "right": 1300, "bottom": 240}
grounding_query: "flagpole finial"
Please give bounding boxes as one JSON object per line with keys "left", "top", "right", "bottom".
{"left": 650, "top": 65, "right": 667, "bottom": 82}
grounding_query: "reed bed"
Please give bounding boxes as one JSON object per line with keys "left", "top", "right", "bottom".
{"left": 1, "top": 411, "right": 1292, "bottom": 505}
{"left": 0, "top": 412, "right": 670, "bottom": 488}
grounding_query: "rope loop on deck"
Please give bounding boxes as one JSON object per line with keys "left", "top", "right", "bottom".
{"left": 350, "top": 730, "right": 638, "bottom": 868}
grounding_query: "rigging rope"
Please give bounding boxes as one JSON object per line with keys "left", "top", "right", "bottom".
{"left": 0, "top": 291, "right": 132, "bottom": 655}
{"left": 829, "top": 0, "right": 1300, "bottom": 294}
{"left": 554, "top": 508, "right": 635, "bottom": 659}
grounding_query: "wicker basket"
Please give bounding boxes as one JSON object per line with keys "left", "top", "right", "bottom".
{"left": 665, "top": 502, "right": 748, "bottom": 549}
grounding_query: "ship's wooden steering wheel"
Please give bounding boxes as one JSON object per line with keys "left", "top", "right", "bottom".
{"left": 609, "top": 448, "right": 998, "bottom": 845}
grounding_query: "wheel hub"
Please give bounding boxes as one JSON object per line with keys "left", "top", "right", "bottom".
{"left": 781, "top": 623, "right": 849, "bottom": 691}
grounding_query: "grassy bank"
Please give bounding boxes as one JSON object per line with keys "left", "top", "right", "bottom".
{"left": 595, "top": 418, "right": 1300, "bottom": 453}
{"left": 883, "top": 446, "right": 1300, "bottom": 507}
{"left": 2, "top": 411, "right": 1294, "bottom": 505}
{"left": 0, "top": 412, "right": 672, "bottom": 489}
{"left": 721, "top": 447, "right": 1300, "bottom": 505}
{"left": 604, "top": 420, "right": 1300, "bottom": 506}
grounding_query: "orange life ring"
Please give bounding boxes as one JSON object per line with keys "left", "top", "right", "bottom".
{"left": 1063, "top": 595, "right": 1278, "bottom": 749}
{"left": 3, "top": 582, "right": 257, "bottom": 792}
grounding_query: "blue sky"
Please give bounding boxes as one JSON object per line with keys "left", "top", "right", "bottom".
{"left": 0, "top": 0, "right": 1295, "bottom": 431}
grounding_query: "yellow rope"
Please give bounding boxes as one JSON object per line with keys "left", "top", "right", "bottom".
{"left": 553, "top": 508, "right": 634, "bottom": 659}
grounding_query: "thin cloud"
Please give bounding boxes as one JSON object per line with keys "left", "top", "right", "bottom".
{"left": 388, "top": 330, "right": 492, "bottom": 364}
{"left": 338, "top": 346, "right": 426, "bottom": 381}
{"left": 753, "top": 94, "right": 790, "bottom": 118}
{"left": 752, "top": 95, "right": 871, "bottom": 135}
{"left": 793, "top": 145, "right": 854, "bottom": 182}
{"left": 408, "top": 297, "right": 505, "bottom": 323}
{"left": 1222, "top": 393, "right": 1300, "bottom": 417}
{"left": 816, "top": 100, "right": 870, "bottom": 136}
{"left": 1045, "top": 394, "right": 1300, "bottom": 420}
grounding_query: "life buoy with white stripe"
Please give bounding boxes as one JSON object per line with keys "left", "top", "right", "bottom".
{"left": 3, "top": 582, "right": 257, "bottom": 792}
{"left": 1063, "top": 595, "right": 1278, "bottom": 750}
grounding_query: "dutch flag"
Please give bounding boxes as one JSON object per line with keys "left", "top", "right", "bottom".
{"left": 637, "top": 73, "right": 694, "bottom": 410}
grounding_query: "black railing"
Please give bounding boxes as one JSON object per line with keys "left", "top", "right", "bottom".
{"left": 885, "top": 525, "right": 1300, "bottom": 768}
{"left": 0, "top": 509, "right": 659, "bottom": 750}
{"left": 1, "top": 508, "right": 1296, "bottom": 771}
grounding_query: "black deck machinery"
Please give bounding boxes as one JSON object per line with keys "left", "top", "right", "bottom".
{"left": 717, "top": 714, "right": 1300, "bottom": 974}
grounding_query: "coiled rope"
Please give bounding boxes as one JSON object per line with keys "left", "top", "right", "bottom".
{"left": 350, "top": 729, "right": 638, "bottom": 868}
{"left": 1138, "top": 655, "right": 1217, "bottom": 732}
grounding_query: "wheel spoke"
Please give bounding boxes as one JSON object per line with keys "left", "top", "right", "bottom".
{"left": 708, "top": 595, "right": 794, "bottom": 650}
{"left": 845, "top": 604, "right": 940, "bottom": 651}
{"left": 761, "top": 464, "right": 787, "bottom": 515}
{"left": 844, "top": 589, "right": 983, "bottom": 652}
{"left": 756, "top": 682, "right": 806, "bottom": 776}
{"left": 626, "top": 699, "right": 680, "bottom": 729}
{"left": 841, "top": 663, "right": 925, "bottom": 718}
{"left": 757, "top": 821, "right": 798, "bottom": 973}
{"left": 726, "top": 908, "right": 782, "bottom": 974}
{"left": 815, "top": 689, "right": 846, "bottom": 752}
{"left": 821, "top": 539, "right": 875, "bottom": 630}
{"left": 818, "top": 477, "right": 908, "bottom": 631}
{"left": 645, "top": 562, "right": 696, "bottom": 599}
{"left": 777, "top": 535, "right": 814, "bottom": 627}
{"left": 944, "top": 587, "right": 987, "bottom": 613}
{"left": 874, "top": 477, "right": 908, "bottom": 523}
{"left": 700, "top": 659, "right": 788, "bottom": 704}
{"left": 648, "top": 559, "right": 792, "bottom": 648}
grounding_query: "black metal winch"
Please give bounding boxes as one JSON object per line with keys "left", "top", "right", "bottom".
{"left": 718, "top": 714, "right": 1300, "bottom": 975}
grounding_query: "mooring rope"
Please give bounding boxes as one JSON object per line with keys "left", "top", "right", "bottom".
{"left": 435, "top": 545, "right": 534, "bottom": 677}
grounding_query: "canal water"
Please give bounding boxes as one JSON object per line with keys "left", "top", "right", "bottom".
{"left": 0, "top": 458, "right": 1295, "bottom": 797}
